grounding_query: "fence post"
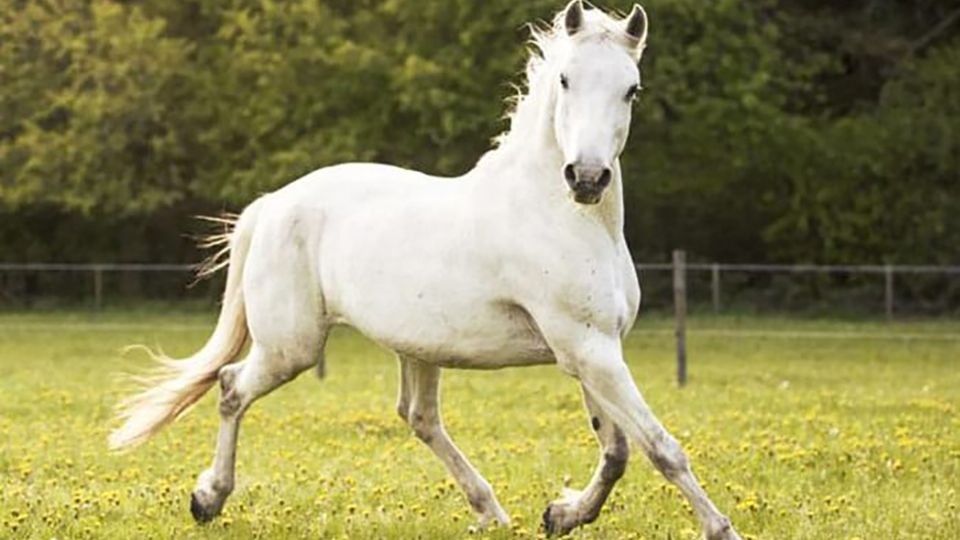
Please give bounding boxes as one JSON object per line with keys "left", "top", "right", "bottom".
{"left": 93, "top": 266, "right": 104, "bottom": 310}
{"left": 673, "top": 250, "right": 687, "bottom": 387}
{"left": 711, "top": 263, "right": 720, "bottom": 313}
{"left": 884, "top": 264, "right": 894, "bottom": 321}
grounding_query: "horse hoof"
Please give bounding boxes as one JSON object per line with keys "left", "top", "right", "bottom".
{"left": 190, "top": 492, "right": 217, "bottom": 524}
{"left": 542, "top": 504, "right": 572, "bottom": 537}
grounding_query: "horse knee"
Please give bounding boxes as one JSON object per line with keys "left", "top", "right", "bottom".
{"left": 647, "top": 435, "right": 689, "bottom": 481}
{"left": 409, "top": 411, "right": 438, "bottom": 444}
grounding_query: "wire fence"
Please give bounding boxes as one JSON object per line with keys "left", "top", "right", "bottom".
{"left": 0, "top": 262, "right": 209, "bottom": 309}
{"left": 2, "top": 259, "right": 960, "bottom": 317}
{"left": 638, "top": 261, "right": 960, "bottom": 318}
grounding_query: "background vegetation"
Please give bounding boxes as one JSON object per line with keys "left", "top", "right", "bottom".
{"left": 2, "top": 0, "right": 959, "bottom": 266}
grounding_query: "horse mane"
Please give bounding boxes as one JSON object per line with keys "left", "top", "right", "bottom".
{"left": 489, "top": 6, "right": 637, "bottom": 154}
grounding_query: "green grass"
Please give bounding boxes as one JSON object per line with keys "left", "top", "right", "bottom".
{"left": 1, "top": 310, "right": 959, "bottom": 539}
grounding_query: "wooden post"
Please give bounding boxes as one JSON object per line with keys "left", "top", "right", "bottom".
{"left": 884, "top": 264, "right": 894, "bottom": 321}
{"left": 673, "top": 250, "right": 687, "bottom": 386}
{"left": 93, "top": 266, "right": 104, "bottom": 310}
{"left": 711, "top": 263, "right": 720, "bottom": 313}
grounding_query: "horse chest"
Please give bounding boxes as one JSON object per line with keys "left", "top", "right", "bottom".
{"left": 536, "top": 261, "right": 635, "bottom": 335}
{"left": 508, "top": 215, "right": 639, "bottom": 337}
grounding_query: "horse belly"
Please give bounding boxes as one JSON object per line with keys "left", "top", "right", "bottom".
{"left": 321, "top": 231, "right": 551, "bottom": 367}
{"left": 425, "top": 303, "right": 554, "bottom": 368}
{"left": 343, "top": 293, "right": 553, "bottom": 369}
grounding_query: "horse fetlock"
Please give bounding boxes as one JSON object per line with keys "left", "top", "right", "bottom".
{"left": 543, "top": 487, "right": 609, "bottom": 536}
{"left": 542, "top": 497, "right": 583, "bottom": 536}
{"left": 474, "top": 503, "right": 510, "bottom": 529}
{"left": 466, "top": 484, "right": 508, "bottom": 525}
{"left": 705, "top": 516, "right": 740, "bottom": 540}
{"left": 190, "top": 469, "right": 233, "bottom": 523}
{"left": 197, "top": 468, "right": 233, "bottom": 496}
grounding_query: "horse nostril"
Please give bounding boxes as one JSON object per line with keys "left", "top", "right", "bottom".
{"left": 597, "top": 168, "right": 612, "bottom": 188}
{"left": 563, "top": 164, "right": 577, "bottom": 185}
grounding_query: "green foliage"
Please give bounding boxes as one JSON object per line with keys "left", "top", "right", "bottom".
{"left": 763, "top": 43, "right": 960, "bottom": 264}
{"left": 1, "top": 0, "right": 958, "bottom": 263}
{"left": 1, "top": 1, "right": 192, "bottom": 214}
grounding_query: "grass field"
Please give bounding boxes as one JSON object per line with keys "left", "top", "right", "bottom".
{"left": 1, "top": 310, "right": 959, "bottom": 539}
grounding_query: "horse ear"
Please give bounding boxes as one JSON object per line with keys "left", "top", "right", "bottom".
{"left": 564, "top": 0, "right": 584, "bottom": 36}
{"left": 624, "top": 4, "right": 648, "bottom": 48}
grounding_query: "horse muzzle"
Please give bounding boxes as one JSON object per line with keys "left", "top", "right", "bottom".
{"left": 564, "top": 162, "right": 612, "bottom": 205}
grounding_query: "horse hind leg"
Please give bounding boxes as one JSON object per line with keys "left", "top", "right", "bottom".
{"left": 397, "top": 356, "right": 510, "bottom": 529}
{"left": 191, "top": 203, "right": 330, "bottom": 522}
{"left": 190, "top": 337, "right": 322, "bottom": 522}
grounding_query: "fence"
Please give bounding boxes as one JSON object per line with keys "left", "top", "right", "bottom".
{"left": 638, "top": 258, "right": 960, "bottom": 320}
{"left": 0, "top": 262, "right": 203, "bottom": 309}
{"left": 2, "top": 256, "right": 960, "bottom": 316}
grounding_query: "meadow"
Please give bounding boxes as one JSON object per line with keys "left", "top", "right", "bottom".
{"left": 1, "top": 309, "right": 958, "bottom": 539}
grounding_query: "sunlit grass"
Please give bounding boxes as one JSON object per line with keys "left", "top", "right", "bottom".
{"left": 1, "top": 311, "right": 958, "bottom": 539}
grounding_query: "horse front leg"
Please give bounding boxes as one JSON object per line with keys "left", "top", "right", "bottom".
{"left": 396, "top": 356, "right": 510, "bottom": 529}
{"left": 543, "top": 387, "right": 629, "bottom": 535}
{"left": 546, "top": 329, "right": 742, "bottom": 540}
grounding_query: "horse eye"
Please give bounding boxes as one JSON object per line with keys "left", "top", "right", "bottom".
{"left": 560, "top": 74, "right": 569, "bottom": 90}
{"left": 626, "top": 84, "right": 640, "bottom": 101}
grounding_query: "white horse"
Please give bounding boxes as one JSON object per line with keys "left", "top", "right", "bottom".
{"left": 110, "top": 2, "right": 742, "bottom": 538}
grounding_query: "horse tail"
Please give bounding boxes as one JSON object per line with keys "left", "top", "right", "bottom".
{"left": 108, "top": 199, "right": 263, "bottom": 450}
